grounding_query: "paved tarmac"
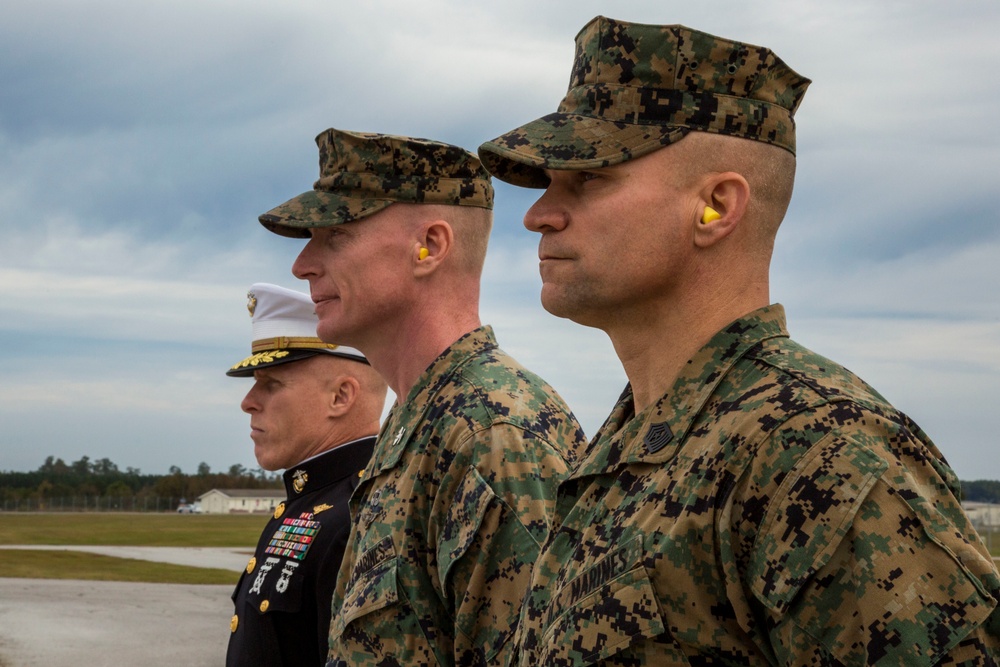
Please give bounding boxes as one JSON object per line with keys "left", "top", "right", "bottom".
{"left": 0, "top": 578, "right": 233, "bottom": 666}
{"left": 0, "top": 546, "right": 250, "bottom": 666}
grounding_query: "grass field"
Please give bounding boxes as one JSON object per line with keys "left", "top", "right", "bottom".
{"left": 0, "top": 549, "right": 239, "bottom": 584}
{"left": 0, "top": 512, "right": 264, "bottom": 584}
{"left": 2, "top": 512, "right": 997, "bottom": 586}
{"left": 0, "top": 512, "right": 266, "bottom": 546}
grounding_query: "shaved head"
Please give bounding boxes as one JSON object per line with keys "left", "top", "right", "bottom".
{"left": 672, "top": 132, "right": 797, "bottom": 257}
{"left": 394, "top": 203, "right": 493, "bottom": 278}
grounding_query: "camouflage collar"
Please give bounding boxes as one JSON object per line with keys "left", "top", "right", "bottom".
{"left": 369, "top": 325, "right": 498, "bottom": 474}
{"left": 572, "top": 305, "right": 788, "bottom": 478}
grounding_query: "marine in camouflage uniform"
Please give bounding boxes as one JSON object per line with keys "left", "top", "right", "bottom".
{"left": 479, "top": 17, "right": 1000, "bottom": 666}
{"left": 259, "top": 130, "right": 587, "bottom": 666}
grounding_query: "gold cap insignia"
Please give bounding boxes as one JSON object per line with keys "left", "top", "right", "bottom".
{"left": 292, "top": 470, "right": 308, "bottom": 494}
{"left": 273, "top": 502, "right": 285, "bottom": 519}
{"left": 247, "top": 290, "right": 257, "bottom": 317}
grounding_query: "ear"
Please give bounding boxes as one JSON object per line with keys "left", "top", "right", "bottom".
{"left": 328, "top": 375, "right": 360, "bottom": 417}
{"left": 693, "top": 172, "right": 750, "bottom": 249}
{"left": 413, "top": 219, "right": 454, "bottom": 275}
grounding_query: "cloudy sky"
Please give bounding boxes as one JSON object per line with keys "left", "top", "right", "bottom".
{"left": 2, "top": 0, "right": 998, "bottom": 481}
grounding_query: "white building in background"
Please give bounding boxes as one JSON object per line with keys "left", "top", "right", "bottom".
{"left": 197, "top": 489, "right": 285, "bottom": 515}
{"left": 964, "top": 502, "right": 1000, "bottom": 528}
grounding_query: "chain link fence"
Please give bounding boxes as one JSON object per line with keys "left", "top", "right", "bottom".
{"left": 0, "top": 496, "right": 184, "bottom": 512}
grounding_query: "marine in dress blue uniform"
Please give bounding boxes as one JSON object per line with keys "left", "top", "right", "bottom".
{"left": 225, "top": 283, "right": 387, "bottom": 666}
{"left": 227, "top": 436, "right": 374, "bottom": 666}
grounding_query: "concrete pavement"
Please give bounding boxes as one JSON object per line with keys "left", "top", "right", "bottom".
{"left": 0, "top": 546, "right": 251, "bottom": 666}
{"left": 0, "top": 578, "right": 233, "bottom": 666}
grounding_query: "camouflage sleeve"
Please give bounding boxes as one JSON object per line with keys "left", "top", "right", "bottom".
{"left": 745, "top": 414, "right": 1000, "bottom": 664}
{"left": 438, "top": 421, "right": 571, "bottom": 666}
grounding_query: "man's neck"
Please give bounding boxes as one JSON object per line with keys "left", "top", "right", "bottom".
{"left": 292, "top": 434, "right": 374, "bottom": 466}
{"left": 364, "top": 309, "right": 483, "bottom": 401}
{"left": 608, "top": 285, "right": 769, "bottom": 413}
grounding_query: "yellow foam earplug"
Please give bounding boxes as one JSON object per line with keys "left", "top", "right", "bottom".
{"left": 701, "top": 207, "right": 721, "bottom": 224}
{"left": 418, "top": 247, "right": 429, "bottom": 261}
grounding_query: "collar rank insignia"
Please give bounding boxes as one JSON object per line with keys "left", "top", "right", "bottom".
{"left": 292, "top": 469, "right": 308, "bottom": 494}
{"left": 644, "top": 421, "right": 674, "bottom": 454}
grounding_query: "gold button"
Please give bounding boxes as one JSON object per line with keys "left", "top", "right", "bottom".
{"left": 245, "top": 556, "right": 256, "bottom": 574}
{"left": 259, "top": 599, "right": 270, "bottom": 613}
{"left": 230, "top": 614, "right": 238, "bottom": 633}
{"left": 273, "top": 502, "right": 285, "bottom": 519}
{"left": 358, "top": 469, "right": 364, "bottom": 479}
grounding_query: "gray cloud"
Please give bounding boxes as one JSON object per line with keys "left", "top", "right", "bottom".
{"left": 1, "top": 0, "right": 998, "bottom": 479}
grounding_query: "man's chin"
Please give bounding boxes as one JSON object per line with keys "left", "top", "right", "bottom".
{"left": 540, "top": 289, "right": 580, "bottom": 321}
{"left": 317, "top": 323, "right": 357, "bottom": 349}
{"left": 253, "top": 448, "right": 283, "bottom": 473}
{"left": 541, "top": 291, "right": 606, "bottom": 330}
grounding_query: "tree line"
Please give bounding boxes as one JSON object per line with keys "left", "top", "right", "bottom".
{"left": 0, "top": 455, "right": 282, "bottom": 506}
{"left": 963, "top": 480, "right": 1000, "bottom": 504}
{"left": 3, "top": 455, "right": 1000, "bottom": 507}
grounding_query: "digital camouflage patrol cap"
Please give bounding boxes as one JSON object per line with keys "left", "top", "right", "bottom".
{"left": 478, "top": 16, "right": 811, "bottom": 188}
{"left": 260, "top": 129, "right": 494, "bottom": 238}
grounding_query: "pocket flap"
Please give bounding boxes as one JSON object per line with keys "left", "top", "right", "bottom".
{"left": 749, "top": 437, "right": 886, "bottom": 612}
{"left": 438, "top": 466, "right": 496, "bottom": 587}
{"left": 337, "top": 537, "right": 399, "bottom": 629}
{"left": 539, "top": 539, "right": 665, "bottom": 666}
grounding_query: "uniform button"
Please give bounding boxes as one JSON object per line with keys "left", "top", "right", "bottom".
{"left": 230, "top": 614, "right": 239, "bottom": 633}
{"left": 245, "top": 556, "right": 256, "bottom": 574}
{"left": 273, "top": 502, "right": 285, "bottom": 519}
{"left": 259, "top": 600, "right": 270, "bottom": 613}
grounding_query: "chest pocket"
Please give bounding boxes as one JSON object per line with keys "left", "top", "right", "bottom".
{"left": 747, "top": 438, "right": 886, "bottom": 614}
{"left": 438, "top": 465, "right": 496, "bottom": 589}
{"left": 331, "top": 536, "right": 436, "bottom": 664}
{"left": 538, "top": 538, "right": 665, "bottom": 666}
{"left": 244, "top": 556, "right": 305, "bottom": 615}
{"left": 335, "top": 537, "right": 399, "bottom": 629}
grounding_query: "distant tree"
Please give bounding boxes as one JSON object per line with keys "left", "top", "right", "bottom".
{"left": 228, "top": 463, "right": 246, "bottom": 477}
{"left": 197, "top": 462, "right": 211, "bottom": 476}
{"left": 71, "top": 456, "right": 91, "bottom": 475}
{"left": 154, "top": 472, "right": 187, "bottom": 501}
{"left": 963, "top": 480, "right": 1000, "bottom": 503}
{"left": 92, "top": 458, "right": 119, "bottom": 475}
{"left": 105, "top": 481, "right": 133, "bottom": 498}
{"left": 38, "top": 456, "right": 70, "bottom": 474}
{"left": 168, "top": 465, "right": 183, "bottom": 475}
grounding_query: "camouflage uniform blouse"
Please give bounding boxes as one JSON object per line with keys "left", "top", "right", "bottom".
{"left": 515, "top": 305, "right": 1000, "bottom": 666}
{"left": 328, "top": 326, "right": 586, "bottom": 666}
